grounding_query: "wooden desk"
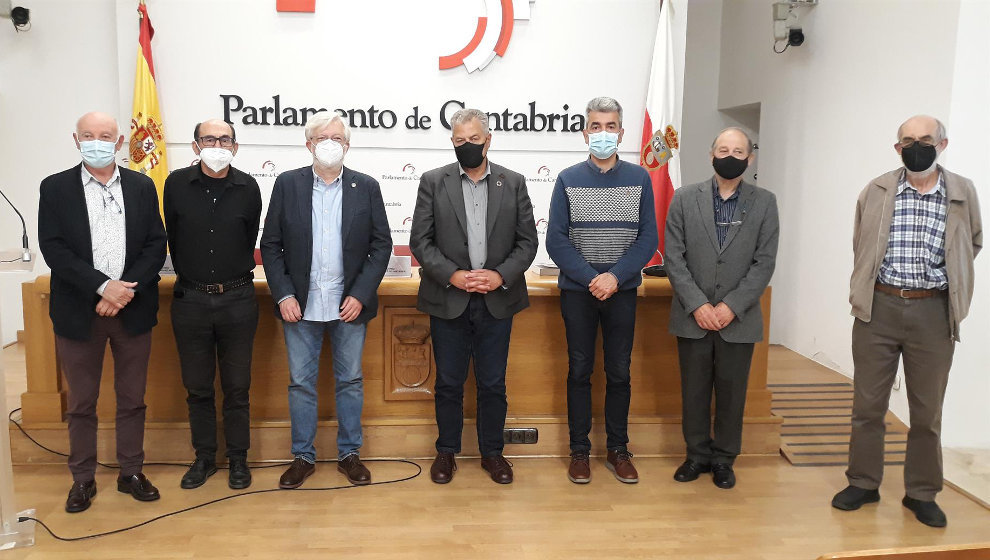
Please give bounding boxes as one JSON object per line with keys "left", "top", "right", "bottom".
{"left": 15, "top": 271, "right": 779, "bottom": 461}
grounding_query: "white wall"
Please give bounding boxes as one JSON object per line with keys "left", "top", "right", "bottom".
{"left": 717, "top": 0, "right": 988, "bottom": 448}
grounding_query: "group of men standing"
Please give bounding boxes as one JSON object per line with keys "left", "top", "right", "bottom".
{"left": 38, "top": 103, "right": 978, "bottom": 529}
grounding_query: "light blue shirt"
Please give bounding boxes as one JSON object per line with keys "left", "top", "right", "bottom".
{"left": 303, "top": 168, "right": 345, "bottom": 322}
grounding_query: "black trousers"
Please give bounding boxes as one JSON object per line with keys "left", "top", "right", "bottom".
{"left": 171, "top": 283, "right": 258, "bottom": 460}
{"left": 677, "top": 332, "right": 754, "bottom": 465}
{"left": 431, "top": 294, "right": 513, "bottom": 457}
{"left": 560, "top": 288, "right": 637, "bottom": 454}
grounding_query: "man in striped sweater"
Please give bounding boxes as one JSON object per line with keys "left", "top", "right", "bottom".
{"left": 546, "top": 97, "right": 658, "bottom": 485}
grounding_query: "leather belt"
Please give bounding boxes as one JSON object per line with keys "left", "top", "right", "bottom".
{"left": 874, "top": 282, "right": 941, "bottom": 299}
{"left": 179, "top": 274, "right": 254, "bottom": 295}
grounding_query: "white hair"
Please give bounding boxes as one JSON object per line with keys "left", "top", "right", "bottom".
{"left": 711, "top": 127, "right": 755, "bottom": 155}
{"left": 304, "top": 111, "right": 351, "bottom": 143}
{"left": 585, "top": 96, "right": 623, "bottom": 127}
{"left": 449, "top": 108, "right": 490, "bottom": 135}
{"left": 897, "top": 115, "right": 947, "bottom": 143}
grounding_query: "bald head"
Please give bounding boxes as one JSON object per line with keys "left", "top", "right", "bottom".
{"left": 711, "top": 127, "right": 754, "bottom": 157}
{"left": 194, "top": 119, "right": 236, "bottom": 143}
{"left": 897, "top": 115, "right": 946, "bottom": 144}
{"left": 75, "top": 112, "right": 120, "bottom": 141}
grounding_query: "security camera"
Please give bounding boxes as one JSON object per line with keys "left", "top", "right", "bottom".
{"left": 788, "top": 28, "right": 805, "bottom": 47}
{"left": 0, "top": 0, "right": 30, "bottom": 31}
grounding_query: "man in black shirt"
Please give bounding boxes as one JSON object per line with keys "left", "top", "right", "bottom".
{"left": 163, "top": 119, "right": 262, "bottom": 490}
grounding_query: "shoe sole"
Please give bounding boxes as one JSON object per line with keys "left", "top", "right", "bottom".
{"left": 180, "top": 466, "right": 218, "bottom": 489}
{"left": 567, "top": 474, "right": 591, "bottom": 484}
{"left": 65, "top": 487, "right": 96, "bottom": 513}
{"left": 605, "top": 462, "right": 638, "bottom": 484}
{"left": 430, "top": 475, "right": 453, "bottom": 484}
{"left": 337, "top": 465, "right": 371, "bottom": 486}
{"left": 832, "top": 494, "right": 880, "bottom": 511}
{"left": 228, "top": 478, "right": 252, "bottom": 490}
{"left": 279, "top": 468, "right": 314, "bottom": 489}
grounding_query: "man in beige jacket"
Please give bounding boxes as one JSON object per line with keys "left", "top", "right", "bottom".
{"left": 832, "top": 115, "right": 982, "bottom": 528}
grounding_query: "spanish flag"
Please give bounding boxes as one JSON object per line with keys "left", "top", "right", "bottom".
{"left": 128, "top": 0, "right": 168, "bottom": 213}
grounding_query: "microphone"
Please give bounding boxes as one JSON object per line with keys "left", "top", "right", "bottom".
{"left": 0, "top": 187, "right": 31, "bottom": 262}
{"left": 643, "top": 250, "right": 666, "bottom": 277}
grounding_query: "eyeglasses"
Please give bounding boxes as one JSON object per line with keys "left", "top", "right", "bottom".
{"left": 198, "top": 135, "right": 235, "bottom": 148}
{"left": 898, "top": 138, "right": 936, "bottom": 149}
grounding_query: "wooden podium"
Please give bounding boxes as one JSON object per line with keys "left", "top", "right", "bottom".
{"left": 13, "top": 269, "right": 780, "bottom": 463}
{"left": 0, "top": 251, "right": 35, "bottom": 550}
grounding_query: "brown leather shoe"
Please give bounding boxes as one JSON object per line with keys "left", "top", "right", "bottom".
{"left": 279, "top": 457, "right": 315, "bottom": 489}
{"left": 116, "top": 473, "right": 161, "bottom": 501}
{"left": 481, "top": 455, "right": 513, "bottom": 484}
{"left": 568, "top": 452, "right": 591, "bottom": 484}
{"left": 430, "top": 452, "right": 456, "bottom": 484}
{"left": 606, "top": 449, "right": 639, "bottom": 484}
{"left": 65, "top": 480, "right": 96, "bottom": 513}
{"left": 337, "top": 454, "right": 371, "bottom": 485}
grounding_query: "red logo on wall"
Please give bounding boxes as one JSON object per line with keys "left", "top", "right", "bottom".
{"left": 440, "top": 0, "right": 535, "bottom": 73}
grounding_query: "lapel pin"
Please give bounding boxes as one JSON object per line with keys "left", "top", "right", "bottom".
{"left": 496, "top": 174, "right": 504, "bottom": 188}
{"left": 350, "top": 182, "right": 356, "bottom": 188}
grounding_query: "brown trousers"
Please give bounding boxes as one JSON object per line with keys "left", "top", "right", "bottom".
{"left": 55, "top": 315, "right": 152, "bottom": 481}
{"left": 847, "top": 290, "right": 954, "bottom": 501}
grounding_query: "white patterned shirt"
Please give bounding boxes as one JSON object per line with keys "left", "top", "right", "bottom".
{"left": 876, "top": 171, "right": 948, "bottom": 289}
{"left": 81, "top": 165, "right": 127, "bottom": 295}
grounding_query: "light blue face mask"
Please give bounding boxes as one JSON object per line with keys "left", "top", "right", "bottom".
{"left": 588, "top": 130, "right": 619, "bottom": 159}
{"left": 79, "top": 139, "right": 117, "bottom": 168}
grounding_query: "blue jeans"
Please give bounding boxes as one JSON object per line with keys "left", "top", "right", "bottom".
{"left": 282, "top": 319, "right": 366, "bottom": 462}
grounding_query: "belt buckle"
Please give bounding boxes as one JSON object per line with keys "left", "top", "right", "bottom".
{"left": 899, "top": 288, "right": 910, "bottom": 298}
{"left": 206, "top": 283, "right": 223, "bottom": 295}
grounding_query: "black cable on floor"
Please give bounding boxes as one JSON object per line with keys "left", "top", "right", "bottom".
{"left": 8, "top": 407, "right": 423, "bottom": 541}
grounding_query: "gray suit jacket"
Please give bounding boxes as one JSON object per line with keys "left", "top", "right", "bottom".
{"left": 664, "top": 178, "right": 779, "bottom": 343}
{"left": 410, "top": 161, "right": 538, "bottom": 320}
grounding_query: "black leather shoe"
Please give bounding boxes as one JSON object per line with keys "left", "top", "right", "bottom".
{"left": 279, "top": 457, "right": 315, "bottom": 489}
{"left": 228, "top": 457, "right": 252, "bottom": 490}
{"left": 117, "top": 473, "right": 161, "bottom": 502}
{"left": 65, "top": 480, "right": 96, "bottom": 513}
{"left": 831, "top": 485, "right": 880, "bottom": 511}
{"left": 180, "top": 458, "right": 217, "bottom": 489}
{"left": 430, "top": 453, "right": 457, "bottom": 484}
{"left": 711, "top": 463, "right": 736, "bottom": 489}
{"left": 902, "top": 496, "right": 947, "bottom": 528}
{"left": 673, "top": 459, "right": 711, "bottom": 482}
{"left": 337, "top": 454, "right": 371, "bottom": 486}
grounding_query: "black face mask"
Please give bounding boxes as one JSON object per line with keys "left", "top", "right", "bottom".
{"left": 454, "top": 140, "right": 486, "bottom": 169}
{"left": 712, "top": 155, "right": 748, "bottom": 180}
{"left": 901, "top": 143, "right": 938, "bottom": 173}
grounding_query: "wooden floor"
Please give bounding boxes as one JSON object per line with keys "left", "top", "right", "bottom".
{"left": 3, "top": 343, "right": 990, "bottom": 559}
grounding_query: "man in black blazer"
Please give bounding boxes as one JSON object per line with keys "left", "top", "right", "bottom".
{"left": 38, "top": 111, "right": 167, "bottom": 513}
{"left": 260, "top": 112, "right": 392, "bottom": 489}
{"left": 410, "top": 108, "right": 538, "bottom": 485}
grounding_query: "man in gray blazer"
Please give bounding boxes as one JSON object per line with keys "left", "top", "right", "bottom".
{"left": 664, "top": 127, "right": 779, "bottom": 489}
{"left": 410, "top": 108, "right": 538, "bottom": 485}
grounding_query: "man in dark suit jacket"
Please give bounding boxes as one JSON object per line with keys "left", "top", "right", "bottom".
{"left": 410, "top": 108, "right": 538, "bottom": 485}
{"left": 260, "top": 112, "right": 392, "bottom": 489}
{"left": 38, "top": 111, "right": 167, "bottom": 513}
{"left": 664, "top": 127, "right": 779, "bottom": 490}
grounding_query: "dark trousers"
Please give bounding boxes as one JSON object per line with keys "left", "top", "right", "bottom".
{"left": 677, "top": 332, "right": 754, "bottom": 465}
{"left": 171, "top": 283, "right": 258, "bottom": 460}
{"left": 431, "top": 293, "right": 513, "bottom": 457}
{"left": 560, "top": 288, "right": 637, "bottom": 454}
{"left": 56, "top": 316, "right": 152, "bottom": 481}
{"left": 848, "top": 291, "right": 954, "bottom": 501}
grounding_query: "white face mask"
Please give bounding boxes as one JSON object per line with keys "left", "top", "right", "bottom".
{"left": 198, "top": 147, "right": 234, "bottom": 173}
{"left": 313, "top": 139, "right": 345, "bottom": 168}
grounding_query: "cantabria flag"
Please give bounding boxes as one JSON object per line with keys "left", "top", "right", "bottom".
{"left": 128, "top": 1, "right": 167, "bottom": 214}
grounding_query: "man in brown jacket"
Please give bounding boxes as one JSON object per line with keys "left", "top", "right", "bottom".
{"left": 832, "top": 115, "right": 982, "bottom": 528}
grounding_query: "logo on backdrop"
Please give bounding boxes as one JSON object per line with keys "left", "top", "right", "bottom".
{"left": 382, "top": 162, "right": 421, "bottom": 182}
{"left": 250, "top": 160, "right": 279, "bottom": 179}
{"left": 440, "top": 0, "right": 535, "bottom": 73}
{"left": 526, "top": 164, "right": 555, "bottom": 184}
{"left": 390, "top": 215, "right": 414, "bottom": 235}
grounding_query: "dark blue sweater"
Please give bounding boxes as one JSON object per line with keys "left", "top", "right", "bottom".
{"left": 546, "top": 158, "right": 658, "bottom": 292}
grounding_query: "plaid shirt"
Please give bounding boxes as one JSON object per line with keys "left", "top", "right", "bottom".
{"left": 876, "top": 172, "right": 948, "bottom": 289}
